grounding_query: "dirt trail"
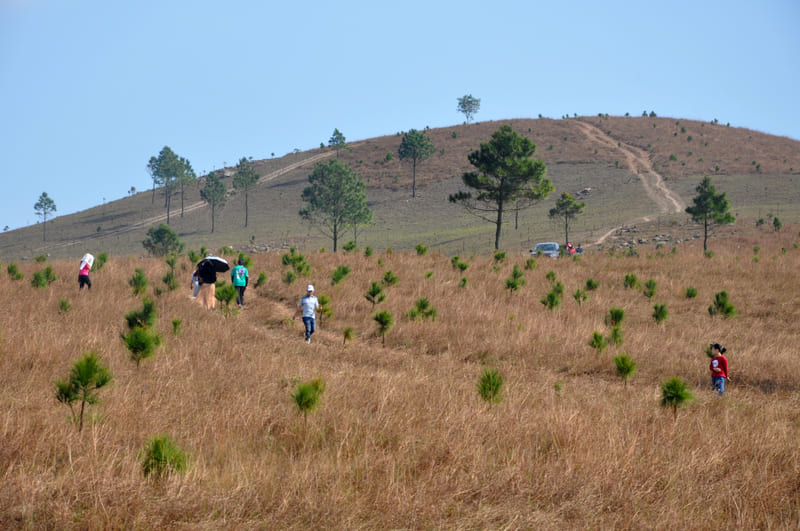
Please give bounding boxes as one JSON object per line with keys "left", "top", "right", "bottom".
{"left": 35, "top": 151, "right": 335, "bottom": 253}
{"left": 573, "top": 121, "right": 685, "bottom": 245}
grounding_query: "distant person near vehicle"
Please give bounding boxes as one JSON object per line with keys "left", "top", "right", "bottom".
{"left": 231, "top": 259, "right": 249, "bottom": 309}
{"left": 709, "top": 343, "right": 729, "bottom": 395}
{"left": 78, "top": 253, "right": 93, "bottom": 290}
{"left": 567, "top": 243, "right": 576, "bottom": 256}
{"left": 293, "top": 284, "right": 320, "bottom": 344}
{"left": 196, "top": 259, "right": 218, "bottom": 310}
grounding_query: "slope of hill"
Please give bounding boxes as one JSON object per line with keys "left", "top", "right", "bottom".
{"left": 2, "top": 116, "right": 799, "bottom": 261}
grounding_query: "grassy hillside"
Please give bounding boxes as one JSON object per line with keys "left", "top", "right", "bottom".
{"left": 1, "top": 229, "right": 799, "bottom": 527}
{"left": 2, "top": 116, "right": 800, "bottom": 261}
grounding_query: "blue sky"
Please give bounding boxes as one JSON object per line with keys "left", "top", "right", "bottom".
{"left": 2, "top": 0, "right": 798, "bottom": 231}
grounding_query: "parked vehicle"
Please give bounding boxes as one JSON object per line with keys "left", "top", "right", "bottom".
{"left": 530, "top": 242, "right": 560, "bottom": 258}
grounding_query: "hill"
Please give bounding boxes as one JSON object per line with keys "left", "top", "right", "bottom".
{"left": 2, "top": 115, "right": 800, "bottom": 261}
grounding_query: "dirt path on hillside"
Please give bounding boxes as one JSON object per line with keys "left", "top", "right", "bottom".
{"left": 573, "top": 121, "right": 685, "bottom": 245}
{"left": 34, "top": 151, "right": 335, "bottom": 253}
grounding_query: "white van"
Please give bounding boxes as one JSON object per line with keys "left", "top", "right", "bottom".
{"left": 531, "top": 242, "right": 560, "bottom": 258}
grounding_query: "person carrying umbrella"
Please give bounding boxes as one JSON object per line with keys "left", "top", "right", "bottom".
{"left": 196, "top": 256, "right": 229, "bottom": 310}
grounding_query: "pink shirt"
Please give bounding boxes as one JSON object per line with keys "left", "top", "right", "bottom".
{"left": 80, "top": 264, "right": 90, "bottom": 276}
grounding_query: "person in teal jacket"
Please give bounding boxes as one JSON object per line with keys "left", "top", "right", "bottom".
{"left": 231, "top": 259, "right": 249, "bottom": 309}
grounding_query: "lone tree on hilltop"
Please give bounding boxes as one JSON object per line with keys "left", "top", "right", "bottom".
{"left": 457, "top": 94, "right": 481, "bottom": 123}
{"left": 299, "top": 159, "right": 372, "bottom": 252}
{"left": 549, "top": 192, "right": 585, "bottom": 247}
{"left": 328, "top": 128, "right": 347, "bottom": 158}
{"left": 200, "top": 171, "right": 227, "bottom": 233}
{"left": 449, "top": 125, "right": 553, "bottom": 250}
{"left": 232, "top": 157, "right": 259, "bottom": 227}
{"left": 34, "top": 192, "right": 56, "bottom": 242}
{"left": 685, "top": 176, "right": 735, "bottom": 251}
{"left": 398, "top": 129, "right": 436, "bottom": 199}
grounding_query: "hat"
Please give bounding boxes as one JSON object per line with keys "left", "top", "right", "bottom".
{"left": 307, "top": 284, "right": 314, "bottom": 292}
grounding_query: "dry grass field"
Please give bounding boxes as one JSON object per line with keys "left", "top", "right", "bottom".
{"left": 2, "top": 227, "right": 799, "bottom": 528}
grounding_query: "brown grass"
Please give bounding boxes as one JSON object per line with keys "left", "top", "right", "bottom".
{"left": 2, "top": 228, "right": 800, "bottom": 528}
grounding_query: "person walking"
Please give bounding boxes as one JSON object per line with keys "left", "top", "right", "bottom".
{"left": 78, "top": 253, "right": 93, "bottom": 290}
{"left": 196, "top": 259, "right": 218, "bottom": 310}
{"left": 709, "top": 343, "right": 729, "bottom": 395}
{"left": 294, "top": 284, "right": 320, "bottom": 343}
{"left": 191, "top": 266, "right": 200, "bottom": 298}
{"left": 231, "top": 259, "right": 249, "bottom": 309}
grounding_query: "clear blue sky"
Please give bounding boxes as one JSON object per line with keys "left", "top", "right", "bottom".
{"left": 2, "top": 0, "right": 798, "bottom": 231}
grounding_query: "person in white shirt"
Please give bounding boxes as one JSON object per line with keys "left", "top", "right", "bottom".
{"left": 293, "top": 284, "right": 320, "bottom": 343}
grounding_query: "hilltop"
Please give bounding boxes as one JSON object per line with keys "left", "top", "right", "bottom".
{"left": 2, "top": 115, "right": 800, "bottom": 261}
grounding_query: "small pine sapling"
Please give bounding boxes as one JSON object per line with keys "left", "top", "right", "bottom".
{"left": 573, "top": 288, "right": 587, "bottom": 305}
{"left": 382, "top": 270, "right": 399, "bottom": 286}
{"left": 331, "top": 265, "right": 351, "bottom": 285}
{"left": 708, "top": 291, "right": 736, "bottom": 318}
{"left": 643, "top": 278, "right": 657, "bottom": 298}
{"left": 407, "top": 297, "right": 437, "bottom": 321}
{"left": 589, "top": 331, "right": 608, "bottom": 353}
{"left": 291, "top": 378, "right": 325, "bottom": 424}
{"left": 623, "top": 273, "right": 640, "bottom": 289}
{"left": 129, "top": 268, "right": 149, "bottom": 296}
{"left": 54, "top": 352, "right": 112, "bottom": 431}
{"left": 653, "top": 303, "right": 668, "bottom": 323}
{"left": 613, "top": 354, "right": 637, "bottom": 386}
{"left": 140, "top": 435, "right": 187, "bottom": 478}
{"left": 373, "top": 310, "right": 394, "bottom": 346}
{"left": 476, "top": 368, "right": 504, "bottom": 404}
{"left": 364, "top": 281, "right": 386, "bottom": 308}
{"left": 660, "top": 377, "right": 694, "bottom": 420}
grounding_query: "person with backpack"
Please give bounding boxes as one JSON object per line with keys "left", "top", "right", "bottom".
{"left": 231, "top": 259, "right": 249, "bottom": 309}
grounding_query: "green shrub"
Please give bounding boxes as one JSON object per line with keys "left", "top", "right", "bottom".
{"left": 708, "top": 291, "right": 736, "bottom": 318}
{"left": 58, "top": 298, "right": 71, "bottom": 314}
{"left": 685, "top": 286, "right": 698, "bottom": 298}
{"left": 524, "top": 258, "right": 537, "bottom": 270}
{"left": 281, "top": 247, "right": 311, "bottom": 276}
{"left": 585, "top": 278, "right": 599, "bottom": 291}
{"left": 291, "top": 378, "right": 325, "bottom": 422}
{"left": 94, "top": 252, "right": 108, "bottom": 271}
{"left": 331, "top": 265, "right": 351, "bottom": 285}
{"left": 171, "top": 318, "right": 182, "bottom": 336}
{"left": 545, "top": 270, "right": 556, "bottom": 282}
{"left": 34, "top": 254, "right": 47, "bottom": 263}
{"left": 54, "top": 352, "right": 112, "bottom": 431}
{"left": 7, "top": 263, "right": 23, "bottom": 281}
{"left": 141, "top": 435, "right": 187, "bottom": 478}
{"left": 643, "top": 279, "right": 657, "bottom": 298}
{"left": 128, "top": 269, "right": 148, "bottom": 296}
{"left": 653, "top": 303, "right": 668, "bottom": 323}
{"left": 124, "top": 298, "right": 157, "bottom": 330}
{"left": 121, "top": 327, "right": 162, "bottom": 367}
{"left": 373, "top": 310, "right": 394, "bottom": 346}
{"left": 364, "top": 246, "right": 373, "bottom": 257}
{"left": 415, "top": 244, "right": 428, "bottom": 256}
{"left": 342, "top": 241, "right": 357, "bottom": 253}
{"left": 215, "top": 284, "right": 238, "bottom": 316}
{"left": 407, "top": 297, "right": 437, "bottom": 321}
{"left": 606, "top": 308, "right": 625, "bottom": 326}
{"left": 282, "top": 269, "right": 298, "bottom": 285}
{"left": 613, "top": 353, "right": 637, "bottom": 386}
{"left": 31, "top": 266, "right": 57, "bottom": 288}
{"left": 493, "top": 250, "right": 507, "bottom": 263}
{"left": 382, "top": 270, "right": 398, "bottom": 286}
{"left": 573, "top": 288, "right": 587, "bottom": 305}
{"left": 317, "top": 294, "right": 333, "bottom": 319}
{"left": 254, "top": 272, "right": 267, "bottom": 288}
{"left": 505, "top": 265, "right": 526, "bottom": 293}
{"left": 623, "top": 273, "right": 639, "bottom": 289}
{"left": 540, "top": 291, "right": 561, "bottom": 310}
{"left": 476, "top": 368, "right": 504, "bottom": 404}
{"left": 459, "top": 277, "right": 468, "bottom": 289}
{"left": 609, "top": 325, "right": 624, "bottom": 346}
{"left": 660, "top": 377, "right": 694, "bottom": 419}
{"left": 589, "top": 331, "right": 608, "bottom": 352}
{"left": 364, "top": 281, "right": 385, "bottom": 308}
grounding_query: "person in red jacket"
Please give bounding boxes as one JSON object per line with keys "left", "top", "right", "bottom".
{"left": 709, "top": 343, "right": 729, "bottom": 395}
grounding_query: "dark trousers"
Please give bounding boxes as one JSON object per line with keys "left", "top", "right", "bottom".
{"left": 236, "top": 286, "right": 246, "bottom": 306}
{"left": 78, "top": 274, "right": 91, "bottom": 290}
